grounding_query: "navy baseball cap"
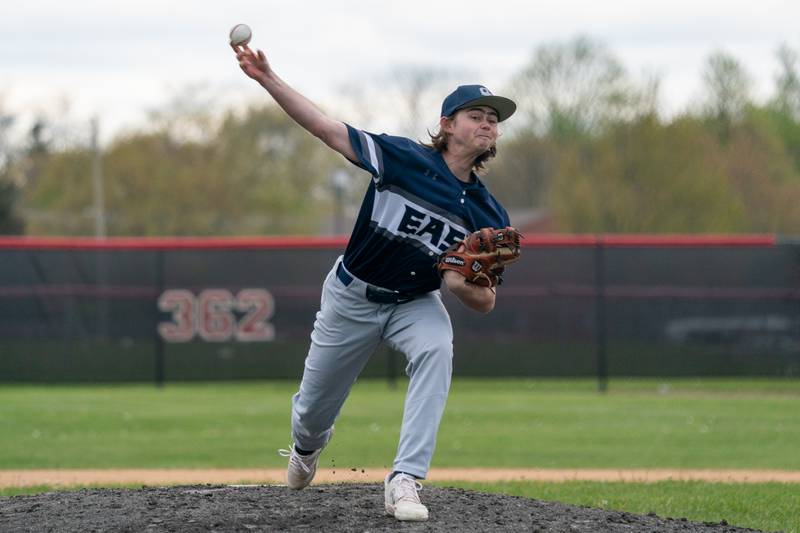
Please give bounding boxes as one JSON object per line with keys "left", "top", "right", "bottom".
{"left": 441, "top": 85, "right": 517, "bottom": 122}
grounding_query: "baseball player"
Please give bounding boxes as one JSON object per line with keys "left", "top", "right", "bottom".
{"left": 232, "top": 42, "right": 517, "bottom": 522}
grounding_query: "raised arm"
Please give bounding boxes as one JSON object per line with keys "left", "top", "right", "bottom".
{"left": 232, "top": 44, "right": 357, "bottom": 162}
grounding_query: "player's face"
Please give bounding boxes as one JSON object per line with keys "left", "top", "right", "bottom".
{"left": 449, "top": 106, "right": 499, "bottom": 152}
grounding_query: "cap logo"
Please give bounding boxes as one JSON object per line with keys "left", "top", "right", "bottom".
{"left": 479, "top": 87, "right": 492, "bottom": 96}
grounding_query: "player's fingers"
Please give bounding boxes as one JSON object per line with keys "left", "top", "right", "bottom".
{"left": 257, "top": 49, "right": 266, "bottom": 62}
{"left": 232, "top": 45, "right": 249, "bottom": 64}
{"left": 232, "top": 43, "right": 249, "bottom": 59}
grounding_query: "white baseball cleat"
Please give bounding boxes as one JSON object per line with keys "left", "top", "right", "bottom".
{"left": 278, "top": 427, "right": 333, "bottom": 490}
{"left": 384, "top": 473, "right": 429, "bottom": 521}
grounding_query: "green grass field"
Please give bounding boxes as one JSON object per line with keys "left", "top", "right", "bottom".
{"left": 443, "top": 480, "right": 799, "bottom": 533}
{"left": 1, "top": 378, "right": 798, "bottom": 532}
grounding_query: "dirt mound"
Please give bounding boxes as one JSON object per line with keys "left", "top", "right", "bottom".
{"left": 0, "top": 484, "right": 761, "bottom": 532}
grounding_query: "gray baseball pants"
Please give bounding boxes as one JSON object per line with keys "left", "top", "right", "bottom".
{"left": 291, "top": 257, "right": 454, "bottom": 479}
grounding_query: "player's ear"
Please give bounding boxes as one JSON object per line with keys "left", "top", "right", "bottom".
{"left": 440, "top": 116, "right": 454, "bottom": 134}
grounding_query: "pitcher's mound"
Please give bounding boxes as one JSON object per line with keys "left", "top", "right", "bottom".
{"left": 0, "top": 483, "right": 761, "bottom": 532}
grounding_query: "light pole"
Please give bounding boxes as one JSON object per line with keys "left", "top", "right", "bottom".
{"left": 90, "top": 117, "right": 106, "bottom": 239}
{"left": 90, "top": 117, "right": 109, "bottom": 339}
{"left": 330, "top": 169, "right": 349, "bottom": 235}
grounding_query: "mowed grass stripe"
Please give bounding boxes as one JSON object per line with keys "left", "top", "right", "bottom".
{"left": 0, "top": 379, "right": 798, "bottom": 469}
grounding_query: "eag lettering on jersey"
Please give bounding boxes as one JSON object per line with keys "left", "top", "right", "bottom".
{"left": 396, "top": 204, "right": 466, "bottom": 252}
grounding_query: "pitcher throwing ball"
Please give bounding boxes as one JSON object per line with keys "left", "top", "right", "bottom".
{"left": 232, "top": 39, "right": 521, "bottom": 522}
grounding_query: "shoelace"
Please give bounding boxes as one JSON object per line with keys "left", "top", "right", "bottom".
{"left": 278, "top": 447, "right": 313, "bottom": 473}
{"left": 392, "top": 474, "right": 423, "bottom": 504}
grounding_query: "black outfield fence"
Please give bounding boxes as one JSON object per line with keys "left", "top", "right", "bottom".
{"left": 1, "top": 235, "right": 798, "bottom": 383}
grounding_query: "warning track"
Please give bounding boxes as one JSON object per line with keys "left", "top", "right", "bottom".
{"left": 2, "top": 468, "right": 799, "bottom": 488}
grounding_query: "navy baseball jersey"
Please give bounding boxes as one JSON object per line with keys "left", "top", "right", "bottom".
{"left": 342, "top": 124, "right": 510, "bottom": 294}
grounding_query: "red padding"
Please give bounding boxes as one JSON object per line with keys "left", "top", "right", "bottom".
{"left": 519, "top": 234, "right": 777, "bottom": 247}
{"left": 0, "top": 235, "right": 351, "bottom": 250}
{"left": 0, "top": 234, "right": 777, "bottom": 250}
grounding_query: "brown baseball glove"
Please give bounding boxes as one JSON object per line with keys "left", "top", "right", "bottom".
{"left": 436, "top": 226, "right": 522, "bottom": 287}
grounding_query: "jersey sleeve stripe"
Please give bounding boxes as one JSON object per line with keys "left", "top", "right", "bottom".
{"left": 358, "top": 130, "right": 384, "bottom": 178}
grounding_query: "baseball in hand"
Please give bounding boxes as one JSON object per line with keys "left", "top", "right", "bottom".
{"left": 229, "top": 23, "right": 252, "bottom": 46}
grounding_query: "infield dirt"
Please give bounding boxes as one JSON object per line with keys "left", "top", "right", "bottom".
{"left": 0, "top": 483, "right": 766, "bottom": 532}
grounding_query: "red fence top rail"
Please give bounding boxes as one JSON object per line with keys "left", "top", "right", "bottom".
{"left": 0, "top": 234, "right": 777, "bottom": 250}
{"left": 0, "top": 236, "right": 350, "bottom": 250}
{"left": 525, "top": 234, "right": 778, "bottom": 247}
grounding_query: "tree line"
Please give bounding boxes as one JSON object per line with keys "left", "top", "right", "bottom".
{"left": 1, "top": 36, "right": 799, "bottom": 236}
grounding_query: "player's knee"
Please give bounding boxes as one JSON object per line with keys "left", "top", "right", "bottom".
{"left": 428, "top": 337, "right": 454, "bottom": 360}
{"left": 407, "top": 339, "right": 453, "bottom": 373}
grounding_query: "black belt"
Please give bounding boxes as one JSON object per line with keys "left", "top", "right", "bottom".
{"left": 336, "top": 262, "right": 416, "bottom": 305}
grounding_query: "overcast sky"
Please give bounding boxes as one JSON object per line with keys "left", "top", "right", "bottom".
{"left": 2, "top": 0, "right": 799, "bottom": 143}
